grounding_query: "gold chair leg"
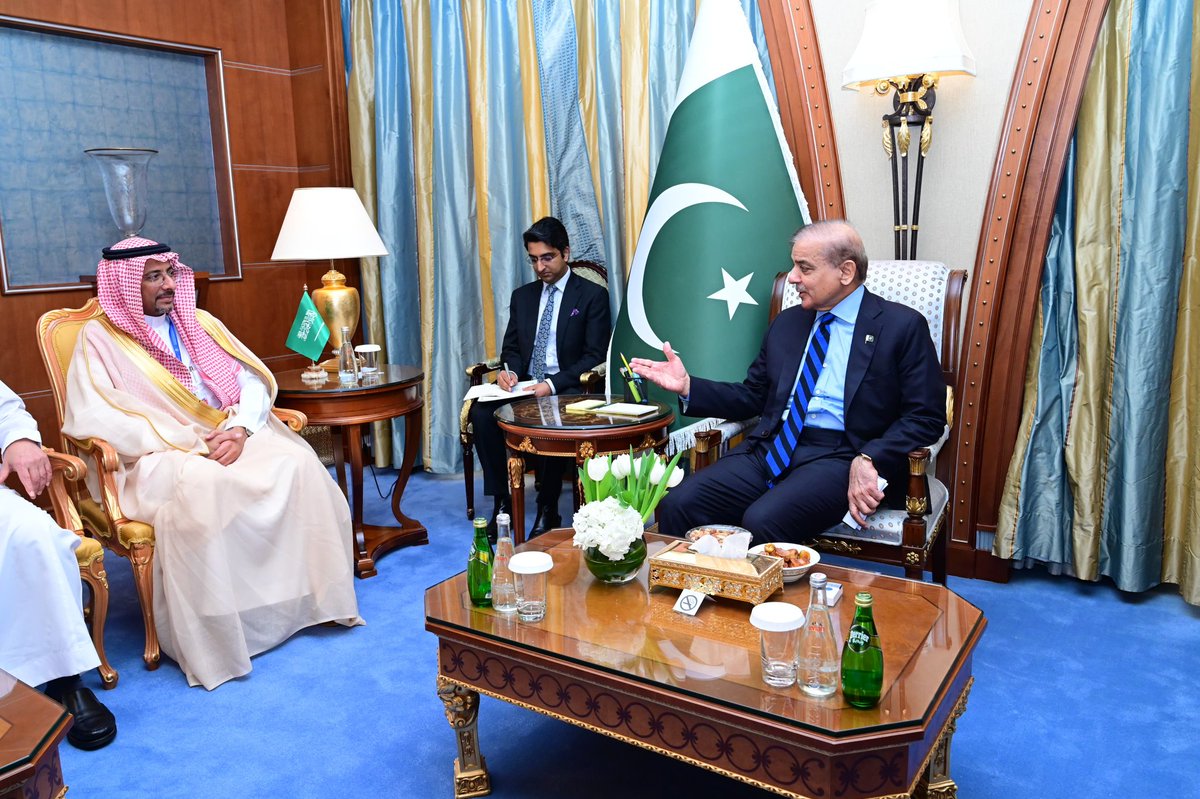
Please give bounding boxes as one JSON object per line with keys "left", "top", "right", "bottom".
{"left": 438, "top": 679, "right": 490, "bottom": 798}
{"left": 128, "top": 541, "right": 160, "bottom": 670}
{"left": 80, "top": 557, "right": 118, "bottom": 689}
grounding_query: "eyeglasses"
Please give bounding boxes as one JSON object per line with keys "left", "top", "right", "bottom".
{"left": 528, "top": 252, "right": 560, "bottom": 266}
{"left": 143, "top": 266, "right": 177, "bottom": 285}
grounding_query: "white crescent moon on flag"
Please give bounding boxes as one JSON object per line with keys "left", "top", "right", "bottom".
{"left": 626, "top": 183, "right": 748, "bottom": 351}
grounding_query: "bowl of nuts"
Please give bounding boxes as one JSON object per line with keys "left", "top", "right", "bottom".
{"left": 748, "top": 542, "right": 820, "bottom": 583}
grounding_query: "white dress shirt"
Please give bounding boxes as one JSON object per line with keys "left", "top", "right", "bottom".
{"left": 535, "top": 268, "right": 571, "bottom": 394}
{"left": 781, "top": 284, "right": 865, "bottom": 431}
{"left": 144, "top": 314, "right": 270, "bottom": 433}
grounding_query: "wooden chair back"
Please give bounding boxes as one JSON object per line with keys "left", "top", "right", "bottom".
{"left": 36, "top": 298, "right": 106, "bottom": 442}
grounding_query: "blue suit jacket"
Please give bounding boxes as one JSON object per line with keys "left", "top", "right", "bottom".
{"left": 685, "top": 288, "right": 946, "bottom": 482}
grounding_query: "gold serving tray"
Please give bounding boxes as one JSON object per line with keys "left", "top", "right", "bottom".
{"left": 648, "top": 540, "right": 784, "bottom": 605}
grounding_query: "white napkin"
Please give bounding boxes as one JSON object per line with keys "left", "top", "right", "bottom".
{"left": 842, "top": 476, "right": 889, "bottom": 530}
{"left": 689, "top": 531, "right": 753, "bottom": 559}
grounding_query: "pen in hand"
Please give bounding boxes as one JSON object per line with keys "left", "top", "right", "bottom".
{"left": 502, "top": 362, "right": 513, "bottom": 392}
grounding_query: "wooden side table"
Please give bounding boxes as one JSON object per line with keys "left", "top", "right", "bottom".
{"left": 0, "top": 672, "right": 71, "bottom": 799}
{"left": 495, "top": 396, "right": 674, "bottom": 543}
{"left": 275, "top": 365, "right": 428, "bottom": 577}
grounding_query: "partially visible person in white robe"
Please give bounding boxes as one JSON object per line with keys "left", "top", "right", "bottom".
{"left": 62, "top": 236, "right": 361, "bottom": 690}
{"left": 0, "top": 377, "right": 117, "bottom": 749}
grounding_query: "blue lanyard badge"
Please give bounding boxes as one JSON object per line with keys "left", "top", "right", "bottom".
{"left": 165, "top": 316, "right": 184, "bottom": 362}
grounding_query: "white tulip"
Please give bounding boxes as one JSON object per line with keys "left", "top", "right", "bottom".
{"left": 648, "top": 460, "right": 667, "bottom": 485}
{"left": 666, "top": 465, "right": 684, "bottom": 488}
{"left": 611, "top": 454, "right": 632, "bottom": 479}
{"left": 586, "top": 456, "right": 610, "bottom": 482}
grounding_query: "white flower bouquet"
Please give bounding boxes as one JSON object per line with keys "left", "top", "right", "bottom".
{"left": 572, "top": 450, "right": 685, "bottom": 562}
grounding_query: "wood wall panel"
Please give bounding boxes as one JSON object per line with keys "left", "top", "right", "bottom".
{"left": 0, "top": 0, "right": 353, "bottom": 447}
{"left": 224, "top": 66, "right": 299, "bottom": 166}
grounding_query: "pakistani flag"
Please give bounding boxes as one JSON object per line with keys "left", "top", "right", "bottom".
{"left": 607, "top": 0, "right": 809, "bottom": 419}
{"left": 285, "top": 291, "right": 331, "bottom": 362}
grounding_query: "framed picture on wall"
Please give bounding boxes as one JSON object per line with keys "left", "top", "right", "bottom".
{"left": 0, "top": 16, "right": 240, "bottom": 294}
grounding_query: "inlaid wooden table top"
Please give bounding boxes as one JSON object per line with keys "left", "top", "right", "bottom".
{"left": 426, "top": 530, "right": 985, "bottom": 741}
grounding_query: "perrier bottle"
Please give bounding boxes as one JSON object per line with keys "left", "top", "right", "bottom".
{"left": 840, "top": 591, "right": 883, "bottom": 708}
{"left": 467, "top": 517, "right": 493, "bottom": 607}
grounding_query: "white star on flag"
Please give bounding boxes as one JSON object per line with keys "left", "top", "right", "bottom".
{"left": 707, "top": 269, "right": 759, "bottom": 320}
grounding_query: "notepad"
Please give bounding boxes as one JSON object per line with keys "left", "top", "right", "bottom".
{"left": 564, "top": 399, "right": 606, "bottom": 413}
{"left": 593, "top": 402, "right": 657, "bottom": 417}
{"left": 462, "top": 380, "right": 536, "bottom": 403}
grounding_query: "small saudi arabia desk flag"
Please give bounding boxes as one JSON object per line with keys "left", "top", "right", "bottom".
{"left": 285, "top": 288, "right": 331, "bottom": 362}
{"left": 607, "top": 0, "right": 810, "bottom": 418}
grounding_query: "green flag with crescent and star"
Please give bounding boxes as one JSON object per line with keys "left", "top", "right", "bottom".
{"left": 607, "top": 0, "right": 809, "bottom": 421}
{"left": 285, "top": 291, "right": 331, "bottom": 362}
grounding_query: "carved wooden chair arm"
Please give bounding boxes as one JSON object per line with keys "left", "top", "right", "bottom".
{"left": 691, "top": 429, "right": 723, "bottom": 472}
{"left": 272, "top": 407, "right": 307, "bottom": 432}
{"left": 41, "top": 448, "right": 87, "bottom": 534}
{"left": 580, "top": 361, "right": 607, "bottom": 393}
{"left": 44, "top": 448, "right": 88, "bottom": 481}
{"left": 64, "top": 434, "right": 131, "bottom": 528}
{"left": 466, "top": 358, "right": 502, "bottom": 386}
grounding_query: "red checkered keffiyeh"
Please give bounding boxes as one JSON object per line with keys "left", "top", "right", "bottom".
{"left": 96, "top": 236, "right": 242, "bottom": 409}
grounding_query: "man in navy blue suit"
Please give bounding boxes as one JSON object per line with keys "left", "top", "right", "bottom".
{"left": 471, "top": 217, "right": 611, "bottom": 537}
{"left": 631, "top": 220, "right": 945, "bottom": 543}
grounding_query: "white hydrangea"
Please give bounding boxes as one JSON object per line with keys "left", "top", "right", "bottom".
{"left": 571, "top": 496, "right": 644, "bottom": 561}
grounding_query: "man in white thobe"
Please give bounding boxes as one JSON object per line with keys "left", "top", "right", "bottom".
{"left": 0, "top": 378, "right": 117, "bottom": 750}
{"left": 63, "top": 236, "right": 362, "bottom": 690}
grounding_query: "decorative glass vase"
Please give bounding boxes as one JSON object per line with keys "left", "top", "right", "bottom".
{"left": 583, "top": 537, "right": 647, "bottom": 584}
{"left": 85, "top": 148, "right": 158, "bottom": 236}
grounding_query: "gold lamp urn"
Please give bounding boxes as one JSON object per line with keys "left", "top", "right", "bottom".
{"left": 312, "top": 268, "right": 360, "bottom": 352}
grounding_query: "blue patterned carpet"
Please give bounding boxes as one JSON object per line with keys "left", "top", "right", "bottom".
{"left": 58, "top": 468, "right": 1200, "bottom": 798}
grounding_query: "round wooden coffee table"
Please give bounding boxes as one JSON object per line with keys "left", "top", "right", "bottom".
{"left": 494, "top": 395, "right": 674, "bottom": 543}
{"left": 275, "top": 364, "right": 427, "bottom": 577}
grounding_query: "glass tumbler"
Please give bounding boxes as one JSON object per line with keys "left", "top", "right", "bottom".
{"left": 508, "top": 551, "right": 553, "bottom": 623}
{"left": 355, "top": 344, "right": 381, "bottom": 373}
{"left": 749, "top": 602, "right": 805, "bottom": 688}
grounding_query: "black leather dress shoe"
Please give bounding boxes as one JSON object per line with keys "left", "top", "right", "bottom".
{"left": 529, "top": 507, "right": 562, "bottom": 538}
{"left": 45, "top": 684, "right": 117, "bottom": 751}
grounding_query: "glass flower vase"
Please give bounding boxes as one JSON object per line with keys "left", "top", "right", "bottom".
{"left": 583, "top": 538, "right": 647, "bottom": 584}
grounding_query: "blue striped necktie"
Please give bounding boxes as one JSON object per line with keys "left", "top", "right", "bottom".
{"left": 530, "top": 285, "right": 557, "bottom": 381}
{"left": 766, "top": 312, "right": 835, "bottom": 485}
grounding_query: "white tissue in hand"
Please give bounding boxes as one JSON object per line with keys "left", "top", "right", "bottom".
{"left": 689, "top": 531, "right": 753, "bottom": 559}
{"left": 842, "top": 476, "right": 889, "bottom": 530}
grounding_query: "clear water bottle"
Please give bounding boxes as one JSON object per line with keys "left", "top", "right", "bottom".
{"left": 491, "top": 513, "right": 518, "bottom": 613}
{"left": 337, "top": 326, "right": 359, "bottom": 386}
{"left": 797, "top": 573, "right": 840, "bottom": 698}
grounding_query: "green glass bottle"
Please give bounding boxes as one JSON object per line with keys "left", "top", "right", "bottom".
{"left": 840, "top": 591, "right": 883, "bottom": 708}
{"left": 467, "top": 517, "right": 493, "bottom": 607}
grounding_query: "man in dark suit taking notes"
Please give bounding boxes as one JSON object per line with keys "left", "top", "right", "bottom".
{"left": 470, "top": 217, "right": 611, "bottom": 536}
{"left": 631, "top": 220, "right": 945, "bottom": 543}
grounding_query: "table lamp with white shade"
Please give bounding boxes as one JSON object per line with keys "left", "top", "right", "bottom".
{"left": 271, "top": 187, "right": 388, "bottom": 366}
{"left": 843, "top": 0, "right": 975, "bottom": 259}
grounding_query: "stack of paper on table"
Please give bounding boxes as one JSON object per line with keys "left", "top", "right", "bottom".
{"left": 593, "top": 402, "right": 656, "bottom": 417}
{"left": 564, "top": 399, "right": 606, "bottom": 413}
{"left": 463, "top": 380, "right": 536, "bottom": 403}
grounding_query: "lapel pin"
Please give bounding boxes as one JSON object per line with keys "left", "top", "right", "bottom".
{"left": 865, "top": 334, "right": 875, "bottom": 343}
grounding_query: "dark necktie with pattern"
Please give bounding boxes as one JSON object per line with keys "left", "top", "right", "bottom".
{"left": 530, "top": 285, "right": 557, "bottom": 381}
{"left": 766, "top": 311, "right": 835, "bottom": 486}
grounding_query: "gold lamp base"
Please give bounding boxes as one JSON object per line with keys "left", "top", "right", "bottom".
{"left": 312, "top": 267, "right": 360, "bottom": 350}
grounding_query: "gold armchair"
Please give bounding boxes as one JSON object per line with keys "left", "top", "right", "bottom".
{"left": 460, "top": 261, "right": 608, "bottom": 519}
{"left": 37, "top": 298, "right": 307, "bottom": 671}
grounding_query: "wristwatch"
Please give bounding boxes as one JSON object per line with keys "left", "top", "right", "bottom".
{"left": 858, "top": 452, "right": 873, "bottom": 464}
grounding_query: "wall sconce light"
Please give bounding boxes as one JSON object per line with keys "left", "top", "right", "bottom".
{"left": 843, "top": 0, "right": 975, "bottom": 259}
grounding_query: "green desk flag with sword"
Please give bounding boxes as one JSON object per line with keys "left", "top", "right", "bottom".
{"left": 606, "top": 0, "right": 810, "bottom": 419}
{"left": 285, "top": 288, "right": 331, "bottom": 362}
